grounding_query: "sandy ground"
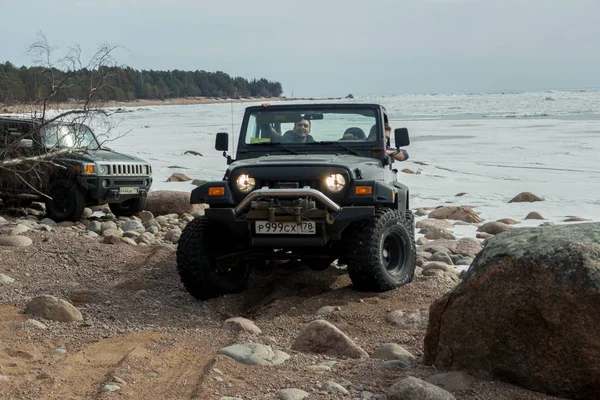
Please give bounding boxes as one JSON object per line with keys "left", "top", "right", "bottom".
{"left": 0, "top": 225, "right": 564, "bottom": 400}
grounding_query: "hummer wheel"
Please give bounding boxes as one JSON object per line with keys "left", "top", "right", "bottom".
{"left": 345, "top": 208, "right": 416, "bottom": 292}
{"left": 109, "top": 197, "right": 146, "bottom": 217}
{"left": 45, "top": 179, "right": 86, "bottom": 222}
{"left": 176, "top": 216, "right": 249, "bottom": 300}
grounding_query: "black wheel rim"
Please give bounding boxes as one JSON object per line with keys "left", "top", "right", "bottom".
{"left": 382, "top": 229, "right": 406, "bottom": 274}
{"left": 214, "top": 252, "right": 248, "bottom": 284}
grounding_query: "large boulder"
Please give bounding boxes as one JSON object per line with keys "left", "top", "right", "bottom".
{"left": 424, "top": 223, "right": 600, "bottom": 399}
{"left": 144, "top": 190, "right": 207, "bottom": 216}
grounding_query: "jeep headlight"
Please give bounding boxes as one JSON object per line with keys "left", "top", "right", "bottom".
{"left": 325, "top": 174, "right": 345, "bottom": 192}
{"left": 236, "top": 174, "right": 256, "bottom": 193}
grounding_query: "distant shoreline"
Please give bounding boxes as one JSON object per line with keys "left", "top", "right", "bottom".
{"left": 1, "top": 96, "right": 345, "bottom": 114}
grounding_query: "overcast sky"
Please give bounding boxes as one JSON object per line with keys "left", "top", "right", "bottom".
{"left": 1, "top": 0, "right": 599, "bottom": 97}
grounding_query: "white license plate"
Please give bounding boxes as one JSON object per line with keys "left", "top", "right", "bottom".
{"left": 119, "top": 187, "right": 139, "bottom": 195}
{"left": 255, "top": 221, "right": 316, "bottom": 235}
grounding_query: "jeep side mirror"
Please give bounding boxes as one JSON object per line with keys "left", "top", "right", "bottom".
{"left": 19, "top": 139, "right": 33, "bottom": 148}
{"left": 394, "top": 128, "right": 410, "bottom": 147}
{"left": 215, "top": 132, "right": 229, "bottom": 151}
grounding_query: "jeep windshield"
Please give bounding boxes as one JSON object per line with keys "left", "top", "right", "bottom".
{"left": 243, "top": 106, "right": 380, "bottom": 147}
{"left": 42, "top": 123, "right": 100, "bottom": 150}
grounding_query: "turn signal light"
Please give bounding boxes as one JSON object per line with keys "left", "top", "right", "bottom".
{"left": 355, "top": 186, "right": 373, "bottom": 195}
{"left": 208, "top": 187, "right": 225, "bottom": 196}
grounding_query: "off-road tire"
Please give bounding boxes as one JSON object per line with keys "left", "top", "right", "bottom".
{"left": 109, "top": 197, "right": 146, "bottom": 217}
{"left": 345, "top": 208, "right": 416, "bottom": 292}
{"left": 405, "top": 209, "right": 415, "bottom": 239}
{"left": 45, "top": 179, "right": 86, "bottom": 222}
{"left": 176, "top": 216, "right": 250, "bottom": 300}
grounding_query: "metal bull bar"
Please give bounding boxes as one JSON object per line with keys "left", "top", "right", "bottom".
{"left": 234, "top": 186, "right": 341, "bottom": 215}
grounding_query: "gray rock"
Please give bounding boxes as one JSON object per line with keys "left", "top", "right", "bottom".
{"left": 430, "top": 252, "right": 454, "bottom": 265}
{"left": 455, "top": 257, "right": 473, "bottom": 266}
{"left": 217, "top": 343, "right": 290, "bottom": 366}
{"left": 421, "top": 246, "right": 452, "bottom": 256}
{"left": 371, "top": 343, "right": 415, "bottom": 363}
{"left": 222, "top": 317, "right": 261, "bottom": 334}
{"left": 477, "top": 221, "right": 512, "bottom": 235}
{"left": 102, "top": 228, "right": 123, "bottom": 238}
{"left": 321, "top": 381, "right": 349, "bottom": 395}
{"left": 146, "top": 225, "right": 160, "bottom": 234}
{"left": 428, "top": 206, "right": 483, "bottom": 224}
{"left": 388, "top": 376, "right": 456, "bottom": 400}
{"left": 416, "top": 219, "right": 453, "bottom": 230}
{"left": 164, "top": 228, "right": 182, "bottom": 243}
{"left": 525, "top": 211, "right": 545, "bottom": 220}
{"left": 278, "top": 388, "right": 309, "bottom": 400}
{"left": 291, "top": 320, "right": 369, "bottom": 359}
{"left": 424, "top": 371, "right": 477, "bottom": 392}
{"left": 25, "top": 295, "right": 83, "bottom": 322}
{"left": 422, "top": 261, "right": 455, "bottom": 273}
{"left": 138, "top": 232, "right": 156, "bottom": 245}
{"left": 0, "top": 224, "right": 30, "bottom": 235}
{"left": 24, "top": 319, "right": 47, "bottom": 330}
{"left": 0, "top": 273, "right": 15, "bottom": 285}
{"left": 86, "top": 221, "right": 102, "bottom": 234}
{"left": 100, "top": 384, "right": 121, "bottom": 392}
{"left": 54, "top": 348, "right": 67, "bottom": 355}
{"left": 0, "top": 235, "right": 33, "bottom": 247}
{"left": 39, "top": 218, "right": 57, "bottom": 227}
{"left": 424, "top": 223, "right": 600, "bottom": 399}
{"left": 83, "top": 208, "right": 93, "bottom": 218}
{"left": 315, "top": 306, "right": 336, "bottom": 316}
{"left": 123, "top": 230, "right": 141, "bottom": 239}
{"left": 509, "top": 192, "right": 543, "bottom": 203}
{"left": 100, "top": 221, "right": 118, "bottom": 233}
{"left": 0, "top": 216, "right": 8, "bottom": 226}
{"left": 423, "top": 227, "right": 456, "bottom": 240}
{"left": 120, "top": 237, "right": 137, "bottom": 246}
{"left": 138, "top": 211, "right": 154, "bottom": 222}
{"left": 378, "top": 360, "right": 411, "bottom": 369}
{"left": 415, "top": 208, "right": 429, "bottom": 217}
{"left": 386, "top": 308, "right": 429, "bottom": 330}
{"left": 121, "top": 220, "right": 145, "bottom": 233}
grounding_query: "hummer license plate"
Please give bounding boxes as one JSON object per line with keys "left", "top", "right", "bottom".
{"left": 119, "top": 187, "right": 139, "bottom": 195}
{"left": 255, "top": 221, "right": 316, "bottom": 235}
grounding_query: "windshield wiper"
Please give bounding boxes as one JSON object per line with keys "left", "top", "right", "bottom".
{"left": 306, "top": 141, "right": 363, "bottom": 156}
{"left": 248, "top": 142, "right": 299, "bottom": 155}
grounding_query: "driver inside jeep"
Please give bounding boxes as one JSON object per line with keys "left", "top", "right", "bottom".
{"left": 261, "top": 119, "right": 315, "bottom": 143}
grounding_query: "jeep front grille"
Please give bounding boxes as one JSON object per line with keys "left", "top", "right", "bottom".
{"left": 106, "top": 163, "right": 147, "bottom": 176}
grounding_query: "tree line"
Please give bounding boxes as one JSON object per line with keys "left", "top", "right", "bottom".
{"left": 0, "top": 61, "right": 284, "bottom": 105}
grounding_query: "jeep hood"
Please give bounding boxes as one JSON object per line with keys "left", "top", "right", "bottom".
{"left": 232, "top": 154, "right": 380, "bottom": 167}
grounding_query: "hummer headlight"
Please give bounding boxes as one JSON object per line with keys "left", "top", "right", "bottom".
{"left": 99, "top": 165, "right": 108, "bottom": 175}
{"left": 325, "top": 174, "right": 345, "bottom": 192}
{"left": 236, "top": 174, "right": 256, "bottom": 193}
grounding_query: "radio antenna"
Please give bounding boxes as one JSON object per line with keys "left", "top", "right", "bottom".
{"left": 230, "top": 100, "right": 235, "bottom": 154}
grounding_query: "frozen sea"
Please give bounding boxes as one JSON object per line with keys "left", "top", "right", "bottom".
{"left": 102, "top": 89, "right": 600, "bottom": 239}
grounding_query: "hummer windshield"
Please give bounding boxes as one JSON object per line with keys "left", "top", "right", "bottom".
{"left": 42, "top": 123, "right": 100, "bottom": 150}
{"left": 244, "top": 106, "right": 381, "bottom": 146}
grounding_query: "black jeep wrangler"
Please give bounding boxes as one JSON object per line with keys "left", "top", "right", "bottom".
{"left": 0, "top": 116, "right": 153, "bottom": 221}
{"left": 177, "top": 103, "right": 415, "bottom": 300}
